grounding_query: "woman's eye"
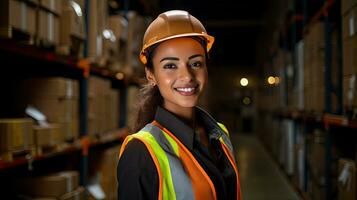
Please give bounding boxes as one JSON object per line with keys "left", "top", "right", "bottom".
{"left": 163, "top": 63, "right": 177, "bottom": 69}
{"left": 191, "top": 61, "right": 203, "bottom": 68}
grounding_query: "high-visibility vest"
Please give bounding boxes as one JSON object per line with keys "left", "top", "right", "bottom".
{"left": 119, "top": 120, "right": 242, "bottom": 200}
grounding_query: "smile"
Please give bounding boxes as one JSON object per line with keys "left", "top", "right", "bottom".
{"left": 174, "top": 86, "right": 198, "bottom": 96}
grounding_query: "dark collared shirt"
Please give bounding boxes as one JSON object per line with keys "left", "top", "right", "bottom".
{"left": 117, "top": 106, "right": 237, "bottom": 200}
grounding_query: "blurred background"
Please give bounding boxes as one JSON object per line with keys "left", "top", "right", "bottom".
{"left": 0, "top": 0, "right": 356, "bottom": 199}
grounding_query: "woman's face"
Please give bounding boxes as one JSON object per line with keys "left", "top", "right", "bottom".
{"left": 147, "top": 37, "right": 208, "bottom": 112}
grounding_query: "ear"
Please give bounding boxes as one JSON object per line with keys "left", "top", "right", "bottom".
{"left": 145, "top": 67, "right": 157, "bottom": 85}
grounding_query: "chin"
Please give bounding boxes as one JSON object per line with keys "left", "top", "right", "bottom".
{"left": 177, "top": 100, "right": 199, "bottom": 108}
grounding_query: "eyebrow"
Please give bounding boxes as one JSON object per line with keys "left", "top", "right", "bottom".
{"left": 160, "top": 57, "right": 179, "bottom": 62}
{"left": 188, "top": 54, "right": 204, "bottom": 60}
{"left": 160, "top": 54, "right": 204, "bottom": 62}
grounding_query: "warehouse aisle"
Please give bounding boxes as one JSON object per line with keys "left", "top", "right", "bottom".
{"left": 231, "top": 134, "right": 301, "bottom": 200}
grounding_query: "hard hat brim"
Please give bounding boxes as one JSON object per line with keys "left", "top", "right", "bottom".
{"left": 139, "top": 33, "right": 214, "bottom": 65}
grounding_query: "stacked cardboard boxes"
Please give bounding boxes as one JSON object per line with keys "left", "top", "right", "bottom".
{"left": 0, "top": 118, "right": 34, "bottom": 162}
{"left": 303, "top": 22, "right": 339, "bottom": 113}
{"left": 13, "top": 171, "right": 86, "bottom": 199}
{"left": 0, "top": 0, "right": 37, "bottom": 40}
{"left": 38, "top": 0, "right": 61, "bottom": 46}
{"left": 307, "top": 129, "right": 340, "bottom": 199}
{"left": 342, "top": 2, "right": 357, "bottom": 112}
{"left": 88, "top": 76, "right": 120, "bottom": 136}
{"left": 17, "top": 78, "right": 79, "bottom": 142}
{"left": 95, "top": 145, "right": 120, "bottom": 200}
{"left": 57, "top": 0, "right": 86, "bottom": 57}
{"left": 126, "top": 86, "right": 140, "bottom": 131}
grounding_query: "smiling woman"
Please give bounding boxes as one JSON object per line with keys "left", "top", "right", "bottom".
{"left": 117, "top": 10, "right": 242, "bottom": 200}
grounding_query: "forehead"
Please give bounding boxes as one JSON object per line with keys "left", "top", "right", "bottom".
{"left": 153, "top": 37, "right": 205, "bottom": 59}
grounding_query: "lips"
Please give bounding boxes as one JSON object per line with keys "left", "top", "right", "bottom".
{"left": 174, "top": 85, "right": 199, "bottom": 96}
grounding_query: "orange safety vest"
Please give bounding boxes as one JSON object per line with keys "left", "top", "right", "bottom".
{"left": 119, "top": 121, "right": 242, "bottom": 200}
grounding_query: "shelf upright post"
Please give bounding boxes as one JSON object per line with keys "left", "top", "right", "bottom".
{"left": 78, "top": 0, "right": 91, "bottom": 186}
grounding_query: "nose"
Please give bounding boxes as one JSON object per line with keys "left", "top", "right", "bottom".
{"left": 178, "top": 64, "right": 194, "bottom": 81}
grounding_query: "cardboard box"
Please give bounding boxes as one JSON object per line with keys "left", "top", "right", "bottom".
{"left": 0, "top": 0, "right": 37, "bottom": 38}
{"left": 338, "top": 159, "right": 356, "bottom": 200}
{"left": 39, "top": 9, "right": 60, "bottom": 45}
{"left": 343, "top": 75, "right": 357, "bottom": 108}
{"left": 0, "top": 118, "right": 33, "bottom": 152}
{"left": 18, "top": 78, "right": 79, "bottom": 99}
{"left": 342, "top": 7, "right": 357, "bottom": 40}
{"left": 33, "top": 124, "right": 62, "bottom": 147}
{"left": 40, "top": 0, "right": 61, "bottom": 15}
{"left": 57, "top": 0, "right": 85, "bottom": 57}
{"left": 342, "top": 0, "right": 357, "bottom": 16}
{"left": 343, "top": 36, "right": 357, "bottom": 76}
{"left": 97, "top": 145, "right": 120, "bottom": 200}
{"left": 15, "top": 171, "right": 79, "bottom": 197}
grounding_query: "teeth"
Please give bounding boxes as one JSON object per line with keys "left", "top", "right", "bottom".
{"left": 176, "top": 87, "right": 195, "bottom": 92}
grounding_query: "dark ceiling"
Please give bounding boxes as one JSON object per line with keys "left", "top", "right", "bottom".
{"left": 112, "top": 0, "right": 268, "bottom": 67}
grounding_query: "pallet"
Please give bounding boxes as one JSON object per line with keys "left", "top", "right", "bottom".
{"left": 0, "top": 147, "right": 36, "bottom": 163}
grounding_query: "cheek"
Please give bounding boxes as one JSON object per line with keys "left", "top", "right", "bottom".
{"left": 155, "top": 73, "right": 174, "bottom": 91}
{"left": 197, "top": 69, "right": 208, "bottom": 86}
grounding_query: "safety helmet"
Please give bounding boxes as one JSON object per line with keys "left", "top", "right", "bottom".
{"left": 139, "top": 10, "right": 215, "bottom": 65}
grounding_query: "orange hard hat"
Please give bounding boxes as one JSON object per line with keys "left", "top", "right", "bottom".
{"left": 139, "top": 10, "right": 215, "bottom": 65}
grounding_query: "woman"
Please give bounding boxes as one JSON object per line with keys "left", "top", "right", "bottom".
{"left": 117, "top": 10, "right": 241, "bottom": 200}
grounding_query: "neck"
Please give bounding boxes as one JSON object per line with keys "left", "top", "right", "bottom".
{"left": 163, "top": 103, "right": 196, "bottom": 128}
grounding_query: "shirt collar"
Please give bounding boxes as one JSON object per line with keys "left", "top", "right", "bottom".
{"left": 154, "top": 106, "right": 223, "bottom": 150}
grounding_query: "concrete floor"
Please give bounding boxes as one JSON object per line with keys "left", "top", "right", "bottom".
{"left": 231, "top": 134, "right": 302, "bottom": 200}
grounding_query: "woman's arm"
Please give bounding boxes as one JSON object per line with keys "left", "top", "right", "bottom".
{"left": 117, "top": 140, "right": 159, "bottom": 200}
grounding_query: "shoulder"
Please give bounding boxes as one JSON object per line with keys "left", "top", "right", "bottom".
{"left": 118, "top": 139, "right": 156, "bottom": 171}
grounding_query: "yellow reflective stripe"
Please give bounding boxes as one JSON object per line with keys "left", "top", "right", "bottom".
{"left": 136, "top": 131, "right": 176, "bottom": 200}
{"left": 217, "top": 122, "right": 229, "bottom": 136}
{"left": 162, "top": 131, "right": 179, "bottom": 156}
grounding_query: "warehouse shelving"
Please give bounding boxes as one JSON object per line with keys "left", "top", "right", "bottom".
{"left": 0, "top": 127, "right": 128, "bottom": 171}
{"left": 0, "top": 22, "right": 135, "bottom": 190}
{"left": 259, "top": 0, "right": 356, "bottom": 200}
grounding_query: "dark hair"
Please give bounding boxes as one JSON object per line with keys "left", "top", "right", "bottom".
{"left": 133, "top": 36, "right": 209, "bottom": 133}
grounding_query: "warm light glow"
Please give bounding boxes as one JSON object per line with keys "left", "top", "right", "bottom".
{"left": 275, "top": 76, "right": 280, "bottom": 84}
{"left": 267, "top": 76, "right": 275, "bottom": 85}
{"left": 243, "top": 97, "right": 251, "bottom": 105}
{"left": 240, "top": 78, "right": 249, "bottom": 87}
{"left": 115, "top": 72, "right": 125, "bottom": 80}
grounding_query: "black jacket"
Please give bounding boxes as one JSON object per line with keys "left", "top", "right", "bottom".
{"left": 117, "top": 106, "right": 237, "bottom": 200}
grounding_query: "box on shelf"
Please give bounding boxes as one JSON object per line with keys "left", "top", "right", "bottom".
{"left": 40, "top": 0, "right": 61, "bottom": 15}
{"left": 16, "top": 78, "right": 79, "bottom": 141}
{"left": 88, "top": 76, "right": 118, "bottom": 136}
{"left": 0, "top": 0, "right": 36, "bottom": 39}
{"left": 0, "top": 118, "right": 33, "bottom": 152}
{"left": 33, "top": 124, "right": 62, "bottom": 147}
{"left": 126, "top": 86, "right": 140, "bottom": 130}
{"left": 342, "top": 0, "right": 357, "bottom": 16}
{"left": 38, "top": 9, "right": 60, "bottom": 46}
{"left": 343, "top": 75, "right": 357, "bottom": 109}
{"left": 338, "top": 159, "right": 356, "bottom": 200}
{"left": 57, "top": 0, "right": 85, "bottom": 57}
{"left": 92, "top": 145, "right": 120, "bottom": 200}
{"left": 342, "top": 36, "right": 357, "bottom": 77}
{"left": 14, "top": 171, "right": 79, "bottom": 198}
